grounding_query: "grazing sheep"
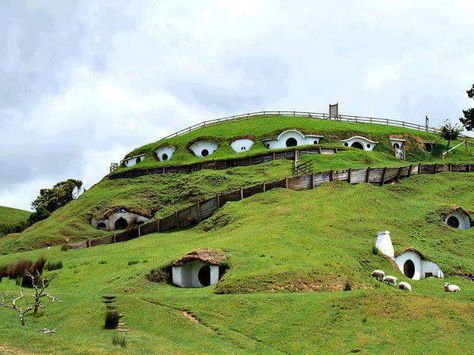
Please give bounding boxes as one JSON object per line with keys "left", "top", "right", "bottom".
{"left": 370, "top": 270, "right": 385, "bottom": 281}
{"left": 398, "top": 281, "right": 412, "bottom": 292}
{"left": 444, "top": 283, "right": 460, "bottom": 292}
{"left": 382, "top": 275, "right": 398, "bottom": 286}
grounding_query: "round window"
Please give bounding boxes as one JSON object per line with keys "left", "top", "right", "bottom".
{"left": 366, "top": 144, "right": 371, "bottom": 148}
{"left": 446, "top": 216, "right": 460, "bottom": 229}
{"left": 198, "top": 265, "right": 211, "bottom": 286}
{"left": 201, "top": 149, "right": 209, "bottom": 157}
{"left": 161, "top": 153, "right": 168, "bottom": 161}
{"left": 136, "top": 157, "right": 142, "bottom": 163}
{"left": 403, "top": 259, "right": 415, "bottom": 279}
{"left": 313, "top": 140, "right": 318, "bottom": 145}
{"left": 344, "top": 143, "right": 349, "bottom": 147}
{"left": 286, "top": 137, "right": 297, "bottom": 147}
{"left": 266, "top": 143, "right": 270, "bottom": 148}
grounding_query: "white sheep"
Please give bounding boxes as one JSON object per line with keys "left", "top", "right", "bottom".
{"left": 398, "top": 281, "right": 412, "bottom": 292}
{"left": 444, "top": 283, "right": 460, "bottom": 292}
{"left": 382, "top": 275, "right": 398, "bottom": 286}
{"left": 370, "top": 269, "right": 385, "bottom": 281}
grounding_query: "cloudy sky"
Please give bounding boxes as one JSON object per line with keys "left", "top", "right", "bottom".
{"left": 1, "top": 1, "right": 473, "bottom": 210}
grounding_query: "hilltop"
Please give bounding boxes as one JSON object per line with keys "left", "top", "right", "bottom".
{"left": 0, "top": 206, "right": 30, "bottom": 237}
{"left": 2, "top": 114, "right": 473, "bottom": 252}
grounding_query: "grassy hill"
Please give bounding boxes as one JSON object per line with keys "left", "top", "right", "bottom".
{"left": 0, "top": 206, "right": 30, "bottom": 237}
{"left": 3, "top": 116, "right": 473, "bottom": 253}
{"left": 0, "top": 173, "right": 472, "bottom": 353}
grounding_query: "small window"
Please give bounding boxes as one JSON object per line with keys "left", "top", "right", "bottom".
{"left": 313, "top": 140, "right": 318, "bottom": 145}
{"left": 424, "top": 143, "right": 433, "bottom": 152}
{"left": 266, "top": 143, "right": 270, "bottom": 148}
{"left": 161, "top": 153, "right": 168, "bottom": 161}
{"left": 136, "top": 157, "right": 142, "bottom": 163}
{"left": 201, "top": 149, "right": 209, "bottom": 157}
{"left": 425, "top": 272, "right": 433, "bottom": 278}
{"left": 97, "top": 222, "right": 106, "bottom": 229}
{"left": 344, "top": 143, "right": 349, "bottom": 147}
{"left": 393, "top": 143, "right": 400, "bottom": 149}
{"left": 366, "top": 144, "right": 371, "bottom": 148}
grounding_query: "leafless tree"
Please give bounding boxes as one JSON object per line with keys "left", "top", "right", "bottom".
{"left": 24, "top": 270, "right": 61, "bottom": 317}
{"left": 0, "top": 289, "right": 33, "bottom": 327}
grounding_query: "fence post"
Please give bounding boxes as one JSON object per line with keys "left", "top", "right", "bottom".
{"left": 347, "top": 168, "right": 352, "bottom": 184}
{"left": 396, "top": 167, "right": 402, "bottom": 183}
{"left": 448, "top": 163, "right": 452, "bottom": 172}
{"left": 272, "top": 152, "right": 276, "bottom": 160}
{"left": 112, "top": 234, "right": 116, "bottom": 243}
{"left": 138, "top": 225, "right": 141, "bottom": 237}
{"left": 329, "top": 170, "right": 334, "bottom": 182}
{"left": 418, "top": 163, "right": 422, "bottom": 174}
{"left": 217, "top": 194, "right": 221, "bottom": 207}
{"left": 468, "top": 164, "right": 471, "bottom": 173}
{"left": 365, "top": 167, "right": 370, "bottom": 183}
{"left": 263, "top": 182, "right": 266, "bottom": 192}
{"left": 433, "top": 164, "right": 437, "bottom": 174}
{"left": 380, "top": 167, "right": 387, "bottom": 186}
{"left": 285, "top": 177, "right": 289, "bottom": 188}
{"left": 240, "top": 188, "right": 244, "bottom": 200}
{"left": 311, "top": 173, "right": 315, "bottom": 189}
{"left": 407, "top": 164, "right": 413, "bottom": 177}
{"left": 157, "top": 219, "right": 161, "bottom": 233}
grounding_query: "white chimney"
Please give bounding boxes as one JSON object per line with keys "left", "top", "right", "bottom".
{"left": 375, "top": 231, "right": 394, "bottom": 259}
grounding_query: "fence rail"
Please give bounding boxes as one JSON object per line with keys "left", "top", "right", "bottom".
{"left": 68, "top": 162, "right": 473, "bottom": 250}
{"left": 160, "top": 110, "right": 440, "bottom": 141}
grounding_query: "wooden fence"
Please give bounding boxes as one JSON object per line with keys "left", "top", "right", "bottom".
{"left": 110, "top": 146, "right": 341, "bottom": 179}
{"left": 69, "top": 163, "right": 473, "bottom": 250}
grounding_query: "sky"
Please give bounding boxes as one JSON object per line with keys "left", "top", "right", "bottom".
{"left": 1, "top": 0, "right": 473, "bottom": 210}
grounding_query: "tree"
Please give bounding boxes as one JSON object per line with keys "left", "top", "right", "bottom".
{"left": 31, "top": 179, "right": 83, "bottom": 221}
{"left": 24, "top": 271, "right": 61, "bottom": 317}
{"left": 439, "top": 121, "right": 462, "bottom": 148}
{"left": 459, "top": 84, "right": 474, "bottom": 131}
{"left": 0, "top": 289, "right": 33, "bottom": 327}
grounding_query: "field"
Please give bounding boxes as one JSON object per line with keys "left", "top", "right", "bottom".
{"left": 0, "top": 173, "right": 473, "bottom": 354}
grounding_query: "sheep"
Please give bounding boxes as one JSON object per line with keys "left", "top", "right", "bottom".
{"left": 382, "top": 275, "right": 398, "bottom": 286}
{"left": 444, "top": 283, "right": 460, "bottom": 292}
{"left": 398, "top": 281, "right": 412, "bottom": 292}
{"left": 370, "top": 269, "right": 385, "bottom": 281}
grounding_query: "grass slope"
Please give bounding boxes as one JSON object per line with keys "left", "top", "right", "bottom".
{"left": 0, "top": 173, "right": 472, "bottom": 353}
{"left": 0, "top": 206, "right": 30, "bottom": 227}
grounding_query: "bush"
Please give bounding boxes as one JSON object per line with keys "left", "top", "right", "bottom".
{"left": 344, "top": 278, "right": 352, "bottom": 291}
{"left": 60, "top": 244, "right": 70, "bottom": 252}
{"left": 104, "top": 310, "right": 122, "bottom": 329}
{"left": 372, "top": 246, "right": 379, "bottom": 255}
{"left": 99, "top": 260, "right": 107, "bottom": 265}
{"left": 45, "top": 261, "right": 63, "bottom": 271}
{"left": 112, "top": 334, "right": 127, "bottom": 348}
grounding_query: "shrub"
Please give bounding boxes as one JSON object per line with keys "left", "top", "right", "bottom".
{"left": 344, "top": 278, "right": 352, "bottom": 291}
{"left": 104, "top": 310, "right": 122, "bottom": 329}
{"left": 128, "top": 260, "right": 139, "bottom": 266}
{"left": 371, "top": 246, "right": 379, "bottom": 255}
{"left": 99, "top": 260, "right": 107, "bottom": 265}
{"left": 45, "top": 261, "right": 63, "bottom": 271}
{"left": 112, "top": 334, "right": 127, "bottom": 348}
{"left": 60, "top": 244, "right": 70, "bottom": 252}
{"left": 7, "top": 259, "right": 33, "bottom": 279}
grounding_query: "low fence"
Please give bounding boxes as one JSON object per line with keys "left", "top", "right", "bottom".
{"left": 109, "top": 146, "right": 341, "bottom": 179}
{"left": 160, "top": 110, "right": 441, "bottom": 140}
{"left": 69, "top": 163, "right": 473, "bottom": 250}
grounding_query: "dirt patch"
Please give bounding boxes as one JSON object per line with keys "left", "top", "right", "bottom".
{"left": 0, "top": 345, "right": 31, "bottom": 354}
{"left": 181, "top": 310, "right": 201, "bottom": 324}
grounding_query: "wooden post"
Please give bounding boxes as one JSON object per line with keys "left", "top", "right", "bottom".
{"left": 365, "top": 167, "right": 370, "bottom": 183}
{"left": 87, "top": 239, "right": 91, "bottom": 248}
{"left": 112, "top": 234, "right": 116, "bottom": 243}
{"left": 263, "top": 182, "right": 266, "bottom": 192}
{"left": 468, "top": 164, "right": 471, "bottom": 173}
{"left": 418, "top": 163, "right": 422, "bottom": 174}
{"left": 380, "top": 167, "right": 387, "bottom": 186}
{"left": 138, "top": 225, "right": 141, "bottom": 237}
{"left": 448, "top": 163, "right": 452, "bottom": 172}
{"left": 407, "top": 164, "right": 413, "bottom": 177}
{"left": 197, "top": 201, "right": 202, "bottom": 221}
{"left": 285, "top": 177, "right": 289, "bottom": 188}
{"left": 311, "top": 173, "right": 315, "bottom": 189}
{"left": 217, "top": 194, "right": 221, "bottom": 207}
{"left": 433, "top": 164, "right": 437, "bottom": 174}
{"left": 240, "top": 188, "right": 244, "bottom": 200}
{"left": 157, "top": 219, "right": 161, "bottom": 233}
{"left": 347, "top": 168, "right": 352, "bottom": 184}
{"left": 329, "top": 170, "right": 334, "bottom": 182}
{"left": 395, "top": 167, "right": 402, "bottom": 183}
{"left": 272, "top": 152, "right": 276, "bottom": 160}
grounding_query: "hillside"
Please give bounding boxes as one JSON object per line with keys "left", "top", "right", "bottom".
{"left": 0, "top": 173, "right": 472, "bottom": 353}
{"left": 0, "top": 206, "right": 30, "bottom": 237}
{"left": 3, "top": 115, "right": 473, "bottom": 252}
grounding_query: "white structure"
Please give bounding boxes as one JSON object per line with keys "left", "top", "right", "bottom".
{"left": 389, "top": 137, "right": 407, "bottom": 159}
{"left": 189, "top": 141, "right": 219, "bottom": 158}
{"left": 122, "top": 154, "right": 146, "bottom": 167}
{"left": 172, "top": 260, "right": 220, "bottom": 288}
{"left": 395, "top": 250, "right": 444, "bottom": 280}
{"left": 341, "top": 136, "right": 378, "bottom": 151}
{"left": 445, "top": 207, "right": 471, "bottom": 230}
{"left": 155, "top": 146, "right": 176, "bottom": 162}
{"left": 262, "top": 130, "right": 323, "bottom": 149}
{"left": 231, "top": 139, "right": 255, "bottom": 153}
{"left": 375, "top": 231, "right": 394, "bottom": 258}
{"left": 91, "top": 210, "right": 149, "bottom": 231}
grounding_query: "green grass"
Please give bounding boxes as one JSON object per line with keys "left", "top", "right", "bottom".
{"left": 0, "top": 173, "right": 472, "bottom": 353}
{"left": 0, "top": 206, "right": 30, "bottom": 227}
{"left": 120, "top": 115, "right": 466, "bottom": 171}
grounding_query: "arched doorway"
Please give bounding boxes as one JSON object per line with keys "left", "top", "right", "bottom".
{"left": 403, "top": 259, "right": 415, "bottom": 279}
{"left": 424, "top": 143, "right": 433, "bottom": 152}
{"left": 286, "top": 137, "right": 297, "bottom": 147}
{"left": 201, "top": 149, "right": 209, "bottom": 157}
{"left": 114, "top": 217, "right": 128, "bottom": 230}
{"left": 97, "top": 222, "right": 106, "bottom": 229}
{"left": 446, "top": 216, "right": 460, "bottom": 228}
{"left": 351, "top": 142, "right": 364, "bottom": 149}
{"left": 198, "top": 265, "right": 211, "bottom": 286}
{"left": 393, "top": 143, "right": 400, "bottom": 150}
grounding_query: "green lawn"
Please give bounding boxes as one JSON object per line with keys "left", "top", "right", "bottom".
{"left": 0, "top": 173, "right": 472, "bottom": 353}
{"left": 0, "top": 206, "right": 30, "bottom": 227}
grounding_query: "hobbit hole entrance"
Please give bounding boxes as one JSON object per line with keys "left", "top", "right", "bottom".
{"left": 286, "top": 137, "right": 297, "bottom": 147}
{"left": 351, "top": 142, "right": 364, "bottom": 149}
{"left": 97, "top": 222, "right": 106, "bottom": 229}
{"left": 446, "top": 216, "right": 460, "bottom": 228}
{"left": 403, "top": 259, "right": 415, "bottom": 279}
{"left": 198, "top": 265, "right": 211, "bottom": 286}
{"left": 114, "top": 217, "right": 128, "bottom": 230}
{"left": 424, "top": 143, "right": 433, "bottom": 152}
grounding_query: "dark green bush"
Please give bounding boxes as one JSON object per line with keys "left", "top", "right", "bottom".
{"left": 344, "top": 278, "right": 352, "bottom": 291}
{"left": 45, "top": 261, "right": 63, "bottom": 271}
{"left": 104, "top": 310, "right": 122, "bottom": 329}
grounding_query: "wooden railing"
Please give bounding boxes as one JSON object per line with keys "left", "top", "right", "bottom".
{"left": 69, "top": 162, "right": 473, "bottom": 250}
{"left": 294, "top": 161, "right": 312, "bottom": 176}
